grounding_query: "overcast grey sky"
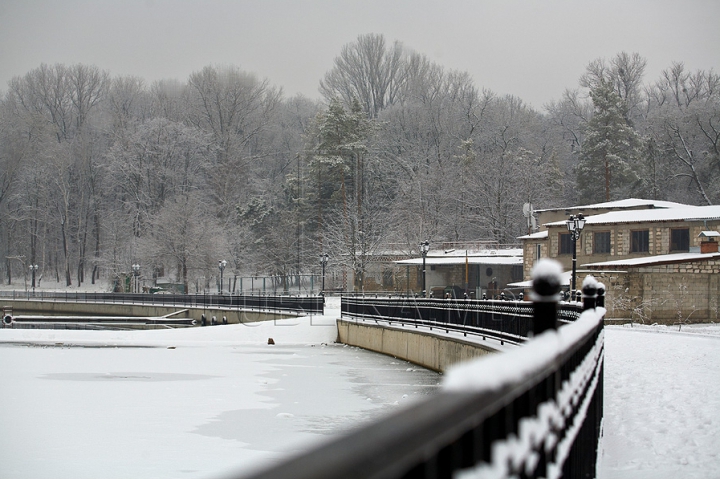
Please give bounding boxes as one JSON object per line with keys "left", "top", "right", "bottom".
{"left": 1, "top": 0, "right": 718, "bottom": 109}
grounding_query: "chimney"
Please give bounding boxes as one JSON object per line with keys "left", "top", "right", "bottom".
{"left": 699, "top": 231, "right": 720, "bottom": 254}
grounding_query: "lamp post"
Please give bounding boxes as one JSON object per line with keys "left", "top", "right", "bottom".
{"left": 132, "top": 264, "right": 140, "bottom": 293}
{"left": 320, "top": 253, "right": 329, "bottom": 295}
{"left": 420, "top": 240, "right": 430, "bottom": 297}
{"left": 29, "top": 264, "right": 38, "bottom": 294}
{"left": 218, "top": 260, "right": 227, "bottom": 294}
{"left": 565, "top": 214, "right": 586, "bottom": 301}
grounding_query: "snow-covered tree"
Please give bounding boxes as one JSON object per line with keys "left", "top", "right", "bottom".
{"left": 577, "top": 80, "right": 643, "bottom": 202}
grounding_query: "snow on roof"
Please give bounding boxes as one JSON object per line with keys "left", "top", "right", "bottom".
{"left": 364, "top": 247, "right": 523, "bottom": 258}
{"left": 426, "top": 248, "right": 523, "bottom": 257}
{"left": 545, "top": 205, "right": 720, "bottom": 227}
{"left": 518, "top": 230, "right": 548, "bottom": 240}
{"left": 396, "top": 256, "right": 522, "bottom": 266}
{"left": 535, "top": 198, "right": 688, "bottom": 213}
{"left": 699, "top": 230, "right": 720, "bottom": 238}
{"left": 582, "top": 252, "right": 720, "bottom": 268}
{"left": 507, "top": 270, "right": 573, "bottom": 288}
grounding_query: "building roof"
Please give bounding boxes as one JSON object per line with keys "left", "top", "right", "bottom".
{"left": 582, "top": 252, "right": 720, "bottom": 268}
{"left": 535, "top": 198, "right": 687, "bottom": 213}
{"left": 396, "top": 252, "right": 523, "bottom": 266}
{"left": 507, "top": 270, "right": 573, "bottom": 288}
{"left": 518, "top": 230, "right": 548, "bottom": 240}
{"left": 427, "top": 248, "right": 523, "bottom": 257}
{"left": 544, "top": 205, "right": 720, "bottom": 227}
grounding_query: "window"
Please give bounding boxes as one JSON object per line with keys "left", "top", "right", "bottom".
{"left": 512, "top": 265, "right": 523, "bottom": 282}
{"left": 670, "top": 228, "right": 690, "bottom": 252}
{"left": 382, "top": 270, "right": 394, "bottom": 288}
{"left": 536, "top": 243, "right": 542, "bottom": 261}
{"left": 593, "top": 232, "right": 611, "bottom": 254}
{"left": 559, "top": 233, "right": 573, "bottom": 255}
{"left": 631, "top": 230, "right": 649, "bottom": 253}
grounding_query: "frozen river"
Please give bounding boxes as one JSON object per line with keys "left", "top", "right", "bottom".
{"left": 0, "top": 304, "right": 440, "bottom": 479}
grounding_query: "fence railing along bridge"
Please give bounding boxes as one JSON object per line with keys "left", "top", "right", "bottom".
{"left": 0, "top": 291, "right": 324, "bottom": 329}
{"left": 341, "top": 294, "right": 583, "bottom": 345}
{"left": 0, "top": 290, "right": 324, "bottom": 315}
{"left": 236, "top": 260, "right": 606, "bottom": 479}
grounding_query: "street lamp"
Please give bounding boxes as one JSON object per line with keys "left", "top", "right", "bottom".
{"left": 565, "top": 214, "right": 586, "bottom": 301}
{"left": 320, "top": 253, "right": 329, "bottom": 295}
{"left": 218, "top": 260, "right": 227, "bottom": 294}
{"left": 132, "top": 264, "right": 140, "bottom": 293}
{"left": 29, "top": 264, "right": 38, "bottom": 294}
{"left": 419, "top": 240, "right": 430, "bottom": 298}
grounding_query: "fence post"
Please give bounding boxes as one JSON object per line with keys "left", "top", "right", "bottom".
{"left": 582, "top": 276, "right": 598, "bottom": 311}
{"left": 530, "top": 259, "right": 562, "bottom": 335}
{"left": 596, "top": 282, "right": 605, "bottom": 308}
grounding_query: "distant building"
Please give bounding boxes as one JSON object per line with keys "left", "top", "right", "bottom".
{"left": 394, "top": 247, "right": 523, "bottom": 298}
{"left": 348, "top": 242, "right": 523, "bottom": 298}
{"left": 515, "top": 199, "right": 720, "bottom": 323}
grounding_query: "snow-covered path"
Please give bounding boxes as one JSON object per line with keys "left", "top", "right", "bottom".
{"left": 600, "top": 325, "right": 720, "bottom": 478}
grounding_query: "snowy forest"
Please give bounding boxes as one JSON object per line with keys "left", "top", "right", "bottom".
{"left": 0, "top": 34, "right": 718, "bottom": 291}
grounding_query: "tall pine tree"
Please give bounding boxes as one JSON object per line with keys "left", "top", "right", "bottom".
{"left": 577, "top": 80, "right": 642, "bottom": 202}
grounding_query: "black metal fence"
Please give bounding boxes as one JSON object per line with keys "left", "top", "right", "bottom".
{"left": 234, "top": 267, "right": 605, "bottom": 479}
{"left": 341, "top": 296, "right": 583, "bottom": 343}
{"left": 0, "top": 291, "right": 324, "bottom": 315}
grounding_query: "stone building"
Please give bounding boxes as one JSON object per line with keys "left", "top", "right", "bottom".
{"left": 516, "top": 199, "right": 720, "bottom": 323}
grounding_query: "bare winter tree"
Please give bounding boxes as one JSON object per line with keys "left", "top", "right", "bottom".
{"left": 140, "top": 193, "right": 227, "bottom": 294}
{"left": 645, "top": 64, "right": 720, "bottom": 205}
{"left": 320, "top": 33, "right": 405, "bottom": 118}
{"left": 186, "top": 65, "right": 282, "bottom": 215}
{"left": 580, "top": 52, "right": 647, "bottom": 124}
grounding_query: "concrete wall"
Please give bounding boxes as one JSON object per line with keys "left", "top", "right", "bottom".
{"left": 1, "top": 300, "right": 295, "bottom": 324}
{"left": 587, "top": 258, "right": 720, "bottom": 323}
{"left": 336, "top": 319, "right": 500, "bottom": 372}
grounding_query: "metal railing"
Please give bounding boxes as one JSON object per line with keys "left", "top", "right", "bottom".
{"left": 0, "top": 291, "right": 324, "bottom": 315}
{"left": 234, "top": 264, "right": 605, "bottom": 479}
{"left": 341, "top": 296, "right": 583, "bottom": 343}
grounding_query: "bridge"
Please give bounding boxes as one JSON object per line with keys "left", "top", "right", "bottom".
{"left": 235, "top": 260, "right": 606, "bottom": 479}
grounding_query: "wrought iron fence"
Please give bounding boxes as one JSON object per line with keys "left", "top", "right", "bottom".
{"left": 0, "top": 291, "right": 324, "bottom": 315}
{"left": 341, "top": 296, "right": 583, "bottom": 341}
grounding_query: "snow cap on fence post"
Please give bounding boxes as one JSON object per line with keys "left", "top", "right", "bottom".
{"left": 582, "top": 275, "right": 598, "bottom": 311}
{"left": 596, "top": 282, "right": 606, "bottom": 308}
{"left": 531, "top": 259, "right": 562, "bottom": 334}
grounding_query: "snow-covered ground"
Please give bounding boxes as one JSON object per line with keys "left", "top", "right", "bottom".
{"left": 599, "top": 323, "right": 720, "bottom": 478}
{"left": 2, "top": 286, "right": 719, "bottom": 479}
